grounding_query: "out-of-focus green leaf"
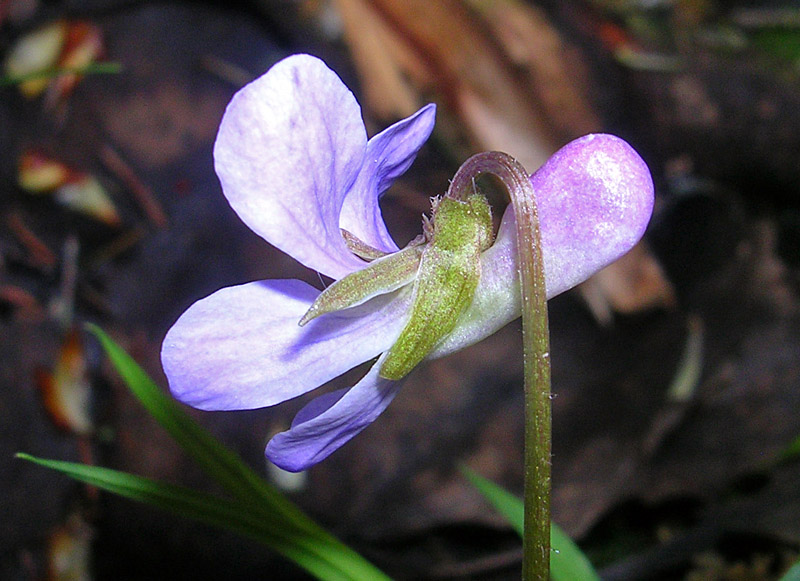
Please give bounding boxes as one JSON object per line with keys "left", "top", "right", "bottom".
{"left": 780, "top": 561, "right": 800, "bottom": 581}
{"left": 460, "top": 466, "right": 600, "bottom": 581}
{"left": 777, "top": 433, "right": 800, "bottom": 464}
{"left": 752, "top": 29, "right": 800, "bottom": 65}
{"left": 550, "top": 521, "right": 600, "bottom": 581}
{"left": 461, "top": 465, "right": 524, "bottom": 534}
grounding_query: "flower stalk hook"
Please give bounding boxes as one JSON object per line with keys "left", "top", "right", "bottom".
{"left": 446, "top": 151, "right": 552, "bottom": 581}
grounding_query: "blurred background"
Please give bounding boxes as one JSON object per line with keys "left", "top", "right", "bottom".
{"left": 3, "top": 0, "right": 800, "bottom": 579}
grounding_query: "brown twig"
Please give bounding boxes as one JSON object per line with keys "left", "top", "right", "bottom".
{"left": 200, "top": 55, "right": 252, "bottom": 87}
{"left": 99, "top": 144, "right": 168, "bottom": 229}
{"left": 6, "top": 211, "right": 58, "bottom": 269}
{"left": 0, "top": 285, "right": 44, "bottom": 319}
{"left": 88, "top": 227, "right": 146, "bottom": 269}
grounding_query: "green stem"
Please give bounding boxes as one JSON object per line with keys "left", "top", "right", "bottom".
{"left": 447, "top": 152, "right": 551, "bottom": 580}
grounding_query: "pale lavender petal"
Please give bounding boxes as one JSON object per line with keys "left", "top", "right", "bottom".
{"left": 213, "top": 54, "right": 368, "bottom": 279}
{"left": 265, "top": 357, "right": 402, "bottom": 472}
{"left": 339, "top": 104, "right": 437, "bottom": 253}
{"left": 289, "top": 388, "right": 348, "bottom": 426}
{"left": 433, "top": 133, "right": 654, "bottom": 356}
{"left": 161, "top": 279, "right": 411, "bottom": 411}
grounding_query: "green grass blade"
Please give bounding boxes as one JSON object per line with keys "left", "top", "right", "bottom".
{"left": 460, "top": 466, "right": 600, "bottom": 581}
{"left": 17, "top": 453, "right": 366, "bottom": 580}
{"left": 84, "top": 324, "right": 390, "bottom": 580}
{"left": 549, "top": 522, "right": 599, "bottom": 581}
{"left": 86, "top": 324, "right": 295, "bottom": 516}
{"left": 780, "top": 561, "right": 800, "bottom": 581}
{"left": 0, "top": 62, "right": 122, "bottom": 87}
{"left": 461, "top": 466, "right": 524, "bottom": 535}
{"left": 776, "top": 432, "right": 800, "bottom": 464}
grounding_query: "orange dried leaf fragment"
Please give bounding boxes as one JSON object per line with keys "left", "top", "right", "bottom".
{"left": 3, "top": 19, "right": 104, "bottom": 100}
{"left": 36, "top": 329, "right": 93, "bottom": 436}
{"left": 3, "top": 20, "right": 67, "bottom": 97}
{"left": 47, "top": 513, "right": 93, "bottom": 581}
{"left": 580, "top": 242, "right": 675, "bottom": 324}
{"left": 18, "top": 150, "right": 73, "bottom": 192}
{"left": 18, "top": 150, "right": 121, "bottom": 226}
{"left": 55, "top": 174, "right": 121, "bottom": 227}
{"left": 51, "top": 20, "right": 104, "bottom": 100}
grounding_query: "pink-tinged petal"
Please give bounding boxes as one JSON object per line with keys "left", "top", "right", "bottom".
{"left": 434, "top": 134, "right": 654, "bottom": 356}
{"left": 535, "top": 133, "right": 654, "bottom": 294}
{"left": 339, "top": 104, "right": 437, "bottom": 253}
{"left": 213, "top": 54, "right": 369, "bottom": 279}
{"left": 161, "top": 279, "right": 411, "bottom": 411}
{"left": 265, "top": 357, "right": 402, "bottom": 472}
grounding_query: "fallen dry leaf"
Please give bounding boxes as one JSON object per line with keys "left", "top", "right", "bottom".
{"left": 466, "top": 0, "right": 602, "bottom": 140}
{"left": 18, "top": 150, "right": 121, "bottom": 226}
{"left": 47, "top": 512, "right": 93, "bottom": 581}
{"left": 47, "top": 20, "right": 104, "bottom": 105}
{"left": 18, "top": 150, "right": 73, "bottom": 193}
{"left": 4, "top": 19, "right": 104, "bottom": 103}
{"left": 580, "top": 241, "right": 676, "bottom": 324}
{"left": 4, "top": 20, "right": 67, "bottom": 97}
{"left": 335, "top": 0, "right": 557, "bottom": 169}
{"left": 55, "top": 174, "right": 121, "bottom": 227}
{"left": 35, "top": 328, "right": 93, "bottom": 436}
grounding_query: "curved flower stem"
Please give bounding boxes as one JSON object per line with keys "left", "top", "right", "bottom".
{"left": 447, "top": 152, "right": 551, "bottom": 580}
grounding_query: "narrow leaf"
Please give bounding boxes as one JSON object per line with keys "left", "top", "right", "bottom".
{"left": 780, "top": 561, "right": 800, "bottom": 581}
{"left": 460, "top": 466, "right": 600, "bottom": 581}
{"left": 86, "top": 324, "right": 296, "bottom": 518}
{"left": 17, "top": 454, "right": 363, "bottom": 581}
{"left": 776, "top": 432, "right": 800, "bottom": 465}
{"left": 84, "top": 324, "right": 390, "bottom": 580}
{"left": 550, "top": 522, "right": 599, "bottom": 581}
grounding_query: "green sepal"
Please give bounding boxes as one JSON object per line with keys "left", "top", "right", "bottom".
{"left": 299, "top": 242, "right": 424, "bottom": 326}
{"left": 379, "top": 194, "right": 493, "bottom": 380}
{"left": 340, "top": 229, "right": 389, "bottom": 261}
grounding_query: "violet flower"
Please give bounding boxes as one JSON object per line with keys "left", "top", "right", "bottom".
{"left": 161, "top": 54, "right": 654, "bottom": 472}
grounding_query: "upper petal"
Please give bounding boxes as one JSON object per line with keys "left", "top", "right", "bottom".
{"left": 433, "top": 133, "right": 654, "bottom": 356}
{"left": 339, "top": 104, "right": 437, "bottom": 253}
{"left": 213, "top": 54, "right": 369, "bottom": 279}
{"left": 265, "top": 356, "right": 403, "bottom": 472}
{"left": 161, "top": 279, "right": 411, "bottom": 411}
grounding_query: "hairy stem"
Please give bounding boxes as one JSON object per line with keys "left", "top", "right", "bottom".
{"left": 447, "top": 152, "right": 551, "bottom": 580}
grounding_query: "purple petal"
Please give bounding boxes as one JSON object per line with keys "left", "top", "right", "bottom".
{"left": 213, "top": 54, "right": 369, "bottom": 280}
{"left": 161, "top": 279, "right": 411, "bottom": 411}
{"left": 265, "top": 357, "right": 403, "bottom": 472}
{"left": 339, "top": 104, "right": 437, "bottom": 253}
{"left": 534, "top": 133, "right": 654, "bottom": 294}
{"left": 434, "top": 133, "right": 654, "bottom": 356}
